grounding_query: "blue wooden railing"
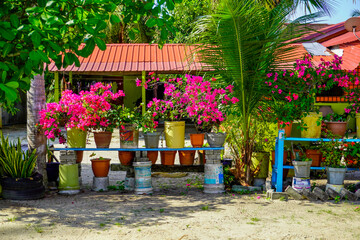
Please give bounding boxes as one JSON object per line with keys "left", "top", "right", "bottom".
{"left": 272, "top": 130, "right": 360, "bottom": 192}
{"left": 50, "top": 147, "right": 224, "bottom": 151}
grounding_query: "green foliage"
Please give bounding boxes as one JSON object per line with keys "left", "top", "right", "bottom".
{"left": 0, "top": 0, "right": 181, "bottom": 111}
{"left": 192, "top": 0, "right": 307, "bottom": 185}
{"left": 319, "top": 139, "right": 346, "bottom": 168}
{"left": 323, "top": 112, "right": 350, "bottom": 122}
{"left": 107, "top": 181, "right": 125, "bottom": 191}
{"left": 334, "top": 195, "right": 341, "bottom": 204}
{"left": 107, "top": 105, "right": 142, "bottom": 129}
{"left": 169, "top": 0, "right": 216, "bottom": 43}
{"left": 0, "top": 133, "right": 37, "bottom": 178}
{"left": 223, "top": 165, "right": 235, "bottom": 188}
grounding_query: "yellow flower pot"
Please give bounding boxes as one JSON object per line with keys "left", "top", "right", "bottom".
{"left": 164, "top": 121, "right": 185, "bottom": 148}
{"left": 301, "top": 112, "right": 322, "bottom": 138}
{"left": 356, "top": 113, "right": 360, "bottom": 138}
{"left": 67, "top": 128, "right": 87, "bottom": 148}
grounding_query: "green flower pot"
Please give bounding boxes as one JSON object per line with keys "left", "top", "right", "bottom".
{"left": 67, "top": 128, "right": 87, "bottom": 148}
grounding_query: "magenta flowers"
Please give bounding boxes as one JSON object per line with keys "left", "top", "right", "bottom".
{"left": 138, "top": 74, "right": 238, "bottom": 132}
{"left": 39, "top": 82, "right": 125, "bottom": 143}
{"left": 264, "top": 54, "right": 355, "bottom": 125}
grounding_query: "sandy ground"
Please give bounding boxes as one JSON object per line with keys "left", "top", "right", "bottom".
{"left": 1, "top": 125, "right": 360, "bottom": 240}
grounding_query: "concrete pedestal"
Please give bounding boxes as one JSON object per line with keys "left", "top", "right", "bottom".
{"left": 92, "top": 176, "right": 109, "bottom": 192}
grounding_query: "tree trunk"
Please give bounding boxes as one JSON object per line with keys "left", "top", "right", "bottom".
{"left": 27, "top": 74, "right": 47, "bottom": 186}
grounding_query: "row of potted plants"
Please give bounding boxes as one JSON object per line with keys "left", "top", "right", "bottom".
{"left": 39, "top": 75, "right": 238, "bottom": 150}
{"left": 262, "top": 54, "right": 360, "bottom": 139}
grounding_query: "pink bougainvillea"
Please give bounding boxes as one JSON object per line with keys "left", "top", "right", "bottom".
{"left": 137, "top": 74, "right": 238, "bottom": 132}
{"left": 263, "top": 54, "right": 357, "bottom": 126}
{"left": 39, "top": 82, "right": 125, "bottom": 142}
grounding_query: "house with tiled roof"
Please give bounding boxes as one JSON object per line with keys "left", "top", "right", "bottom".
{"left": 48, "top": 44, "right": 209, "bottom": 111}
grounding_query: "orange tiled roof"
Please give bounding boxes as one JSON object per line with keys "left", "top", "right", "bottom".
{"left": 48, "top": 44, "right": 208, "bottom": 74}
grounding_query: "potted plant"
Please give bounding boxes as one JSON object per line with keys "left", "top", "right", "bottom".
{"left": 263, "top": 55, "right": 355, "bottom": 139}
{"left": 137, "top": 73, "right": 189, "bottom": 148}
{"left": 39, "top": 82, "right": 125, "bottom": 148}
{"left": 0, "top": 133, "right": 45, "bottom": 200}
{"left": 323, "top": 112, "right": 349, "bottom": 138}
{"left": 292, "top": 151, "right": 312, "bottom": 179}
{"left": 305, "top": 144, "right": 323, "bottom": 167}
{"left": 110, "top": 105, "right": 142, "bottom": 148}
{"left": 141, "top": 109, "right": 161, "bottom": 148}
{"left": 140, "top": 110, "right": 161, "bottom": 164}
{"left": 184, "top": 75, "right": 238, "bottom": 148}
{"left": 250, "top": 118, "right": 276, "bottom": 181}
{"left": 179, "top": 149, "right": 196, "bottom": 166}
{"left": 89, "top": 154, "right": 111, "bottom": 178}
{"left": 137, "top": 74, "right": 238, "bottom": 148}
{"left": 344, "top": 142, "right": 360, "bottom": 168}
{"left": 319, "top": 137, "right": 347, "bottom": 185}
{"left": 84, "top": 83, "right": 124, "bottom": 148}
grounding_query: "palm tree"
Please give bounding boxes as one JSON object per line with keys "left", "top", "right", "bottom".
{"left": 193, "top": 0, "right": 316, "bottom": 185}
{"left": 27, "top": 74, "right": 47, "bottom": 183}
{"left": 258, "top": 0, "right": 337, "bottom": 15}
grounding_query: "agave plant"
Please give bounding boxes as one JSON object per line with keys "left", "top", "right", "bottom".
{"left": 0, "top": 133, "right": 37, "bottom": 178}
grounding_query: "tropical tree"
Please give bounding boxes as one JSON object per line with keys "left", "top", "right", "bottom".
{"left": 258, "top": 0, "right": 337, "bottom": 14}
{"left": 192, "top": 0, "right": 318, "bottom": 185}
{"left": 169, "top": 0, "right": 218, "bottom": 43}
{"left": 1, "top": 0, "right": 181, "bottom": 180}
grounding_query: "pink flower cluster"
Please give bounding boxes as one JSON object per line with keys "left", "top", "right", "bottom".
{"left": 184, "top": 75, "right": 238, "bottom": 131}
{"left": 140, "top": 74, "right": 238, "bottom": 132}
{"left": 264, "top": 54, "right": 357, "bottom": 123}
{"left": 39, "top": 82, "right": 125, "bottom": 142}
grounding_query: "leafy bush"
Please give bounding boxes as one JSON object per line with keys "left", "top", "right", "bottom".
{"left": 0, "top": 133, "right": 37, "bottom": 178}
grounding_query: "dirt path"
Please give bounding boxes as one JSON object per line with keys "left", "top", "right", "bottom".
{"left": 1, "top": 125, "right": 360, "bottom": 239}
{"left": 1, "top": 182, "right": 360, "bottom": 240}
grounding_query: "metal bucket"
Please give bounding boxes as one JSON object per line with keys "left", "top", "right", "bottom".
{"left": 204, "top": 163, "right": 224, "bottom": 194}
{"left": 133, "top": 161, "right": 152, "bottom": 194}
{"left": 292, "top": 160, "right": 312, "bottom": 178}
{"left": 120, "top": 124, "right": 139, "bottom": 148}
{"left": 327, "top": 167, "right": 346, "bottom": 185}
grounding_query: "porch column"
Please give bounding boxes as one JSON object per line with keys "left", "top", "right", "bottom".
{"left": 142, "top": 71, "right": 146, "bottom": 115}
{"left": 54, "top": 72, "right": 59, "bottom": 102}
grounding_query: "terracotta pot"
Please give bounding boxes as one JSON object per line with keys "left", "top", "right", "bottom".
{"left": 277, "top": 121, "right": 293, "bottom": 137}
{"left": 179, "top": 150, "right": 196, "bottom": 166}
{"left": 160, "top": 151, "right": 176, "bottom": 165}
{"left": 94, "top": 131, "right": 112, "bottom": 148}
{"left": 306, "top": 149, "right": 322, "bottom": 167}
{"left": 118, "top": 151, "right": 135, "bottom": 166}
{"left": 190, "top": 133, "right": 205, "bottom": 148}
{"left": 91, "top": 158, "right": 111, "bottom": 177}
{"left": 198, "top": 150, "right": 206, "bottom": 164}
{"left": 325, "top": 121, "right": 347, "bottom": 137}
{"left": 271, "top": 150, "right": 289, "bottom": 179}
{"left": 147, "top": 151, "right": 159, "bottom": 165}
{"left": 76, "top": 151, "right": 83, "bottom": 163}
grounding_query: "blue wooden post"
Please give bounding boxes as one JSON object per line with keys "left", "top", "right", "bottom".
{"left": 271, "top": 138, "right": 278, "bottom": 188}
{"left": 275, "top": 129, "right": 285, "bottom": 192}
